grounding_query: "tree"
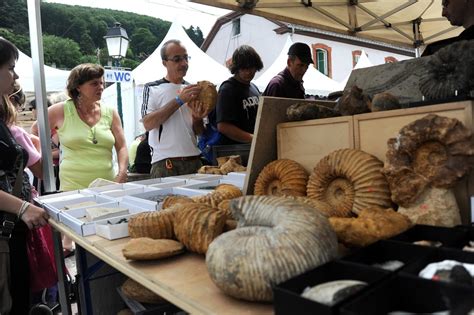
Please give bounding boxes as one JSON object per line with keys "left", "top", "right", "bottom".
{"left": 43, "top": 35, "right": 82, "bottom": 69}
{"left": 130, "top": 28, "right": 158, "bottom": 59}
{"left": 0, "top": 28, "right": 30, "bottom": 55}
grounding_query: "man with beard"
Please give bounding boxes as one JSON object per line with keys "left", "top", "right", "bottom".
{"left": 422, "top": 0, "right": 474, "bottom": 56}
{"left": 141, "top": 39, "right": 207, "bottom": 178}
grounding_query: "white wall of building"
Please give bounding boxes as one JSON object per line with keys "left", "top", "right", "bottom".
{"left": 205, "top": 14, "right": 414, "bottom": 84}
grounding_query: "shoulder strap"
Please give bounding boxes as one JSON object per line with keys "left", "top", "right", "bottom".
{"left": 12, "top": 159, "right": 24, "bottom": 198}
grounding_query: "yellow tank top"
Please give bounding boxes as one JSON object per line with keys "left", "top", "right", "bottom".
{"left": 57, "top": 99, "right": 115, "bottom": 190}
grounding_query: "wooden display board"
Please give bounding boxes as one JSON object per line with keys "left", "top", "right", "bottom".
{"left": 277, "top": 116, "right": 354, "bottom": 173}
{"left": 243, "top": 97, "right": 336, "bottom": 194}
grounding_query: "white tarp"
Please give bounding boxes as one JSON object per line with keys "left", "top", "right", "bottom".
{"left": 16, "top": 50, "right": 69, "bottom": 92}
{"left": 254, "top": 36, "right": 340, "bottom": 96}
{"left": 333, "top": 51, "right": 374, "bottom": 92}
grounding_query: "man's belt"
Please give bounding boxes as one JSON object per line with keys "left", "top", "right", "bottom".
{"left": 165, "top": 155, "right": 201, "bottom": 161}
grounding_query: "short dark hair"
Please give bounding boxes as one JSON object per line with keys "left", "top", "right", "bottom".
{"left": 0, "top": 37, "right": 19, "bottom": 68}
{"left": 229, "top": 45, "right": 263, "bottom": 74}
{"left": 160, "top": 39, "right": 182, "bottom": 61}
{"left": 66, "top": 63, "right": 104, "bottom": 101}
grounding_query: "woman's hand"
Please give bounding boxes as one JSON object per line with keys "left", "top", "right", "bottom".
{"left": 115, "top": 171, "right": 128, "bottom": 183}
{"left": 21, "top": 203, "right": 49, "bottom": 229}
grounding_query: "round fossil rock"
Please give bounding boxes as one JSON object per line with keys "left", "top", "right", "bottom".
{"left": 382, "top": 114, "right": 474, "bottom": 207}
{"left": 206, "top": 195, "right": 338, "bottom": 302}
{"left": 254, "top": 159, "right": 308, "bottom": 197}
{"left": 307, "top": 149, "right": 392, "bottom": 216}
{"left": 197, "top": 80, "right": 218, "bottom": 113}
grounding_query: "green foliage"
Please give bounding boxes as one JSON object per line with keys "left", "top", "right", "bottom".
{"left": 1, "top": 0, "right": 207, "bottom": 70}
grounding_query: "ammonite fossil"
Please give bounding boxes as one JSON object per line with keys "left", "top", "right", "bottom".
{"left": 335, "top": 85, "right": 371, "bottom": 116}
{"left": 121, "top": 278, "right": 165, "bottom": 304}
{"left": 370, "top": 92, "right": 401, "bottom": 112}
{"left": 173, "top": 203, "right": 226, "bottom": 254}
{"left": 419, "top": 40, "right": 474, "bottom": 100}
{"left": 122, "top": 237, "right": 185, "bottom": 260}
{"left": 283, "top": 195, "right": 335, "bottom": 218}
{"left": 254, "top": 159, "right": 308, "bottom": 196}
{"left": 128, "top": 207, "right": 176, "bottom": 239}
{"left": 191, "top": 183, "right": 242, "bottom": 207}
{"left": 382, "top": 114, "right": 474, "bottom": 207}
{"left": 161, "top": 195, "right": 194, "bottom": 209}
{"left": 286, "top": 102, "right": 339, "bottom": 121}
{"left": 307, "top": 149, "right": 391, "bottom": 216}
{"left": 197, "top": 80, "right": 218, "bottom": 113}
{"left": 206, "top": 195, "right": 338, "bottom": 302}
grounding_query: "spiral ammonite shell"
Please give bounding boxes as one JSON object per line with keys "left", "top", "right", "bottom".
{"left": 197, "top": 80, "right": 218, "bottom": 113}
{"left": 206, "top": 195, "right": 338, "bottom": 302}
{"left": 307, "top": 149, "right": 391, "bottom": 216}
{"left": 253, "top": 159, "right": 308, "bottom": 196}
{"left": 382, "top": 114, "right": 474, "bottom": 207}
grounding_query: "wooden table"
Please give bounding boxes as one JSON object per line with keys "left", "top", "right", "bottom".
{"left": 49, "top": 220, "right": 273, "bottom": 315}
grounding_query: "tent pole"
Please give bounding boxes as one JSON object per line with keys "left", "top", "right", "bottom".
{"left": 26, "top": 0, "right": 55, "bottom": 192}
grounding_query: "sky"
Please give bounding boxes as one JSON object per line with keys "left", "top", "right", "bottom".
{"left": 44, "top": 0, "right": 230, "bottom": 36}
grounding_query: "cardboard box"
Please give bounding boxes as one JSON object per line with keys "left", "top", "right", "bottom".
{"left": 273, "top": 260, "right": 390, "bottom": 315}
{"left": 340, "top": 274, "right": 474, "bottom": 315}
{"left": 341, "top": 240, "right": 435, "bottom": 272}
{"left": 167, "top": 173, "right": 223, "bottom": 182}
{"left": 59, "top": 200, "right": 152, "bottom": 236}
{"left": 35, "top": 192, "right": 113, "bottom": 221}
{"left": 83, "top": 184, "right": 160, "bottom": 200}
{"left": 95, "top": 215, "right": 130, "bottom": 240}
{"left": 122, "top": 187, "right": 206, "bottom": 210}
{"left": 180, "top": 178, "right": 244, "bottom": 191}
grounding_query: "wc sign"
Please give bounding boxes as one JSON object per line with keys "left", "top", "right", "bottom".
{"left": 104, "top": 69, "right": 132, "bottom": 83}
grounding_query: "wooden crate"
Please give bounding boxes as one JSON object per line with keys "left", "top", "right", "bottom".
{"left": 243, "top": 97, "right": 336, "bottom": 195}
{"left": 277, "top": 116, "right": 354, "bottom": 173}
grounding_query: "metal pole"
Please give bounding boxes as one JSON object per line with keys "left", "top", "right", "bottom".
{"left": 26, "top": 0, "right": 55, "bottom": 192}
{"left": 115, "top": 59, "right": 123, "bottom": 127}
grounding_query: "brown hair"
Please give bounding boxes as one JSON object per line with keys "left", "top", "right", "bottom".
{"left": 0, "top": 38, "right": 19, "bottom": 124}
{"left": 66, "top": 63, "right": 104, "bottom": 102}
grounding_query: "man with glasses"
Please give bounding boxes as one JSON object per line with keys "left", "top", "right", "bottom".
{"left": 141, "top": 39, "right": 207, "bottom": 178}
{"left": 422, "top": 0, "right": 474, "bottom": 56}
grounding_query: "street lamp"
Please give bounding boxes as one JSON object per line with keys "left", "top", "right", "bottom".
{"left": 104, "top": 22, "right": 130, "bottom": 126}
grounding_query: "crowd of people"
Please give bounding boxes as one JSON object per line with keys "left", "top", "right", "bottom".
{"left": 0, "top": 0, "right": 472, "bottom": 312}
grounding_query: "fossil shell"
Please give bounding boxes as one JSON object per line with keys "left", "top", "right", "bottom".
{"left": 370, "top": 92, "right": 401, "bottom": 112}
{"left": 197, "top": 165, "right": 223, "bottom": 175}
{"left": 128, "top": 208, "right": 176, "bottom": 239}
{"left": 286, "top": 102, "right": 339, "bottom": 121}
{"left": 122, "top": 237, "right": 185, "bottom": 260}
{"left": 197, "top": 80, "right": 218, "bottom": 113}
{"left": 419, "top": 40, "right": 474, "bottom": 100}
{"left": 206, "top": 195, "right": 338, "bottom": 302}
{"left": 382, "top": 114, "right": 474, "bottom": 207}
{"left": 307, "top": 149, "right": 392, "bottom": 216}
{"left": 161, "top": 195, "right": 195, "bottom": 209}
{"left": 191, "top": 183, "right": 242, "bottom": 208}
{"left": 329, "top": 206, "right": 412, "bottom": 248}
{"left": 254, "top": 159, "right": 308, "bottom": 196}
{"left": 121, "top": 278, "right": 165, "bottom": 304}
{"left": 173, "top": 203, "right": 227, "bottom": 254}
{"left": 283, "top": 196, "right": 335, "bottom": 218}
{"left": 335, "top": 85, "right": 371, "bottom": 116}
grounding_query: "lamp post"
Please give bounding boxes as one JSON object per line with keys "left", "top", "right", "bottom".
{"left": 104, "top": 22, "right": 130, "bottom": 126}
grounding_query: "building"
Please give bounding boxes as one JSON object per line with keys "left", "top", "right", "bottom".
{"left": 202, "top": 12, "right": 415, "bottom": 83}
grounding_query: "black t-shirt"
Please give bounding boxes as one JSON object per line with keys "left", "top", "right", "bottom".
{"left": 216, "top": 77, "right": 260, "bottom": 145}
{"left": 422, "top": 26, "right": 474, "bottom": 57}
{"left": 134, "top": 135, "right": 151, "bottom": 174}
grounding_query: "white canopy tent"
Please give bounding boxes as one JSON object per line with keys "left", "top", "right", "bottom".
{"left": 333, "top": 51, "right": 374, "bottom": 92}
{"left": 101, "top": 21, "right": 231, "bottom": 145}
{"left": 16, "top": 50, "right": 70, "bottom": 92}
{"left": 254, "top": 35, "right": 340, "bottom": 96}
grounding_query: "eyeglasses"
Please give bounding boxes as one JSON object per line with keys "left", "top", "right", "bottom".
{"left": 164, "top": 55, "right": 190, "bottom": 63}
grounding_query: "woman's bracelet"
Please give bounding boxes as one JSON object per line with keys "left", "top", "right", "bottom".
{"left": 18, "top": 201, "right": 30, "bottom": 220}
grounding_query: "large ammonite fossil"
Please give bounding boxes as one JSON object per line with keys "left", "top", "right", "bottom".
{"left": 254, "top": 159, "right": 308, "bottom": 196}
{"left": 128, "top": 207, "right": 176, "bottom": 239}
{"left": 191, "top": 183, "right": 242, "bottom": 208}
{"left": 206, "top": 195, "right": 338, "bottom": 302}
{"left": 307, "top": 149, "right": 391, "bottom": 217}
{"left": 197, "top": 80, "right": 218, "bottom": 113}
{"left": 419, "top": 40, "right": 474, "bottom": 100}
{"left": 382, "top": 114, "right": 474, "bottom": 207}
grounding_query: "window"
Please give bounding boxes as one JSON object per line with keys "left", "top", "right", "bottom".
{"left": 232, "top": 18, "right": 241, "bottom": 36}
{"left": 352, "top": 50, "right": 362, "bottom": 67}
{"left": 385, "top": 56, "right": 398, "bottom": 63}
{"left": 316, "top": 49, "right": 328, "bottom": 76}
{"left": 312, "top": 43, "right": 332, "bottom": 78}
